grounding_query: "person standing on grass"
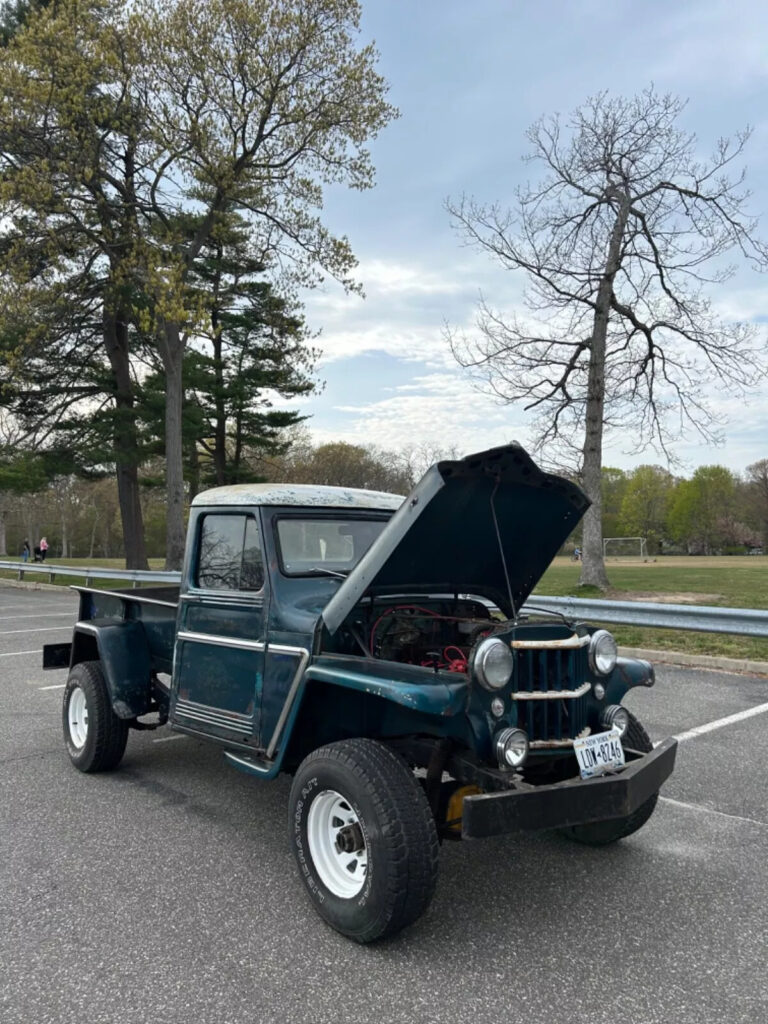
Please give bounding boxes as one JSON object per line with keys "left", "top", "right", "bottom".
{"left": 21, "top": 539, "right": 30, "bottom": 562}
{"left": 39, "top": 537, "right": 48, "bottom": 561}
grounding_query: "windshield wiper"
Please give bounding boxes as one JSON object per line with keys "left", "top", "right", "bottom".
{"left": 305, "top": 566, "right": 349, "bottom": 579}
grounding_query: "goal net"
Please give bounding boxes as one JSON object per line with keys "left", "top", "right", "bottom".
{"left": 602, "top": 537, "right": 648, "bottom": 560}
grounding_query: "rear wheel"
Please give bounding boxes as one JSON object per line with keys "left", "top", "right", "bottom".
{"left": 559, "top": 710, "right": 658, "bottom": 846}
{"left": 63, "top": 661, "right": 128, "bottom": 772}
{"left": 289, "top": 738, "right": 439, "bottom": 943}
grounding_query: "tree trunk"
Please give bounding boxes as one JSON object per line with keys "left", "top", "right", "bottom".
{"left": 212, "top": 310, "right": 227, "bottom": 486}
{"left": 0, "top": 509, "right": 6, "bottom": 556}
{"left": 579, "top": 189, "right": 630, "bottom": 590}
{"left": 159, "top": 321, "right": 187, "bottom": 570}
{"left": 103, "top": 309, "right": 149, "bottom": 569}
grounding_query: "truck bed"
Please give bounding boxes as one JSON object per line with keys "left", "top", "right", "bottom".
{"left": 74, "top": 584, "right": 180, "bottom": 674}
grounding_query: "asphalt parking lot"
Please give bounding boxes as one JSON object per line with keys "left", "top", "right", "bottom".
{"left": 1, "top": 584, "right": 767, "bottom": 1024}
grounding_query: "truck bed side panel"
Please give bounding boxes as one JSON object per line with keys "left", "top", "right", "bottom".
{"left": 73, "top": 621, "right": 153, "bottom": 719}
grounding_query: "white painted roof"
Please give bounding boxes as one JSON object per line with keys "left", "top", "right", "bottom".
{"left": 191, "top": 482, "right": 404, "bottom": 510}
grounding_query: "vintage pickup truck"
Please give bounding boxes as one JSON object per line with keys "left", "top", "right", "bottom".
{"left": 45, "top": 444, "right": 677, "bottom": 942}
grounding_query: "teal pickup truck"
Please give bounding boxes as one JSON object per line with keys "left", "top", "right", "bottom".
{"left": 45, "top": 445, "right": 676, "bottom": 942}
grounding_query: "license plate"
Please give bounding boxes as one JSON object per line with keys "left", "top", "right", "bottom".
{"left": 573, "top": 728, "right": 625, "bottom": 779}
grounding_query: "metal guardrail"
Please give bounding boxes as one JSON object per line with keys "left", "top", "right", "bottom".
{"left": 1, "top": 560, "right": 767, "bottom": 637}
{"left": 0, "top": 560, "right": 181, "bottom": 587}
{"left": 524, "top": 595, "right": 768, "bottom": 638}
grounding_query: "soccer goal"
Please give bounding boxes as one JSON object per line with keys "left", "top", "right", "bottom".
{"left": 602, "top": 536, "right": 648, "bottom": 560}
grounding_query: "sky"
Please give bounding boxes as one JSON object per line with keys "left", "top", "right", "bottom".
{"left": 292, "top": 0, "right": 768, "bottom": 475}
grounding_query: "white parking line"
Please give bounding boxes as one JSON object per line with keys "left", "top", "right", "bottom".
{"left": 0, "top": 626, "right": 73, "bottom": 635}
{"left": 0, "top": 649, "right": 41, "bottom": 658}
{"left": 38, "top": 683, "right": 65, "bottom": 690}
{"left": 0, "top": 613, "right": 74, "bottom": 622}
{"left": 674, "top": 701, "right": 768, "bottom": 743}
{"left": 660, "top": 795, "right": 768, "bottom": 829}
{"left": 153, "top": 734, "right": 186, "bottom": 743}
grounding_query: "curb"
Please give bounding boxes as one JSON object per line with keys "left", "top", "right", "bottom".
{"left": 0, "top": 577, "right": 69, "bottom": 593}
{"left": 619, "top": 646, "right": 768, "bottom": 678}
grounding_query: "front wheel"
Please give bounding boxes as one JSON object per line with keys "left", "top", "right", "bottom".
{"left": 559, "top": 709, "right": 659, "bottom": 846}
{"left": 288, "top": 738, "right": 439, "bottom": 943}
{"left": 63, "top": 661, "right": 128, "bottom": 772}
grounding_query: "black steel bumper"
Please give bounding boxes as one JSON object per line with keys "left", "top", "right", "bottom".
{"left": 461, "top": 737, "right": 678, "bottom": 838}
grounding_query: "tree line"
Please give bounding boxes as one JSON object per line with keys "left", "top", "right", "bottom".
{"left": 0, "top": 0, "right": 396, "bottom": 568}
{"left": 0, "top": 437, "right": 430, "bottom": 559}
{"left": 2, "top": 440, "right": 767, "bottom": 561}
{"left": 595, "top": 461, "right": 768, "bottom": 555}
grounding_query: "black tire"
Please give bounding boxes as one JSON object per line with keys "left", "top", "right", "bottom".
{"left": 62, "top": 661, "right": 129, "bottom": 772}
{"left": 289, "top": 738, "right": 439, "bottom": 943}
{"left": 559, "top": 710, "right": 658, "bottom": 846}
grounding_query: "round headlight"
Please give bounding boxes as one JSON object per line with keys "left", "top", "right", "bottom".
{"left": 474, "top": 637, "right": 514, "bottom": 691}
{"left": 589, "top": 629, "right": 618, "bottom": 676}
{"left": 495, "top": 727, "right": 529, "bottom": 769}
{"left": 601, "top": 704, "right": 630, "bottom": 736}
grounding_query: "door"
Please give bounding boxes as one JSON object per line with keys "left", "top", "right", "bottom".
{"left": 172, "top": 511, "right": 266, "bottom": 745}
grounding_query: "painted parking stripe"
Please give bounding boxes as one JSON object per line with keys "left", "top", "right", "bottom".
{"left": 660, "top": 796, "right": 768, "bottom": 830}
{"left": 39, "top": 683, "right": 65, "bottom": 690}
{"left": 0, "top": 613, "right": 74, "bottom": 622}
{"left": 153, "top": 734, "right": 186, "bottom": 743}
{"left": 0, "top": 626, "right": 73, "bottom": 635}
{"left": 674, "top": 701, "right": 768, "bottom": 743}
{"left": 0, "top": 649, "right": 42, "bottom": 658}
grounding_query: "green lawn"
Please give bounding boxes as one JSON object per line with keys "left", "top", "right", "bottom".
{"left": 535, "top": 556, "right": 768, "bottom": 661}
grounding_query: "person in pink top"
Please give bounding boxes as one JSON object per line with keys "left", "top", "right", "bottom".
{"left": 39, "top": 537, "right": 49, "bottom": 561}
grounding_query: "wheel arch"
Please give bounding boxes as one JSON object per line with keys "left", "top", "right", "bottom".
{"left": 71, "top": 622, "right": 153, "bottom": 719}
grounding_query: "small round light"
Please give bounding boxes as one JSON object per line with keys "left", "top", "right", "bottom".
{"left": 495, "top": 727, "right": 529, "bottom": 769}
{"left": 474, "top": 637, "right": 514, "bottom": 691}
{"left": 601, "top": 704, "right": 630, "bottom": 736}
{"left": 593, "top": 682, "right": 606, "bottom": 700}
{"left": 490, "top": 697, "right": 505, "bottom": 718}
{"left": 589, "top": 630, "right": 618, "bottom": 676}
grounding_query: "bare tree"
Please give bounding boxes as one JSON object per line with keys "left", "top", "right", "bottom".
{"left": 447, "top": 88, "right": 768, "bottom": 587}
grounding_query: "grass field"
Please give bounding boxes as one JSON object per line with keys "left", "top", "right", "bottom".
{"left": 2, "top": 554, "right": 767, "bottom": 662}
{"left": 536, "top": 555, "right": 768, "bottom": 661}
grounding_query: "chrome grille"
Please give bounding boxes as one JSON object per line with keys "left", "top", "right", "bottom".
{"left": 516, "top": 645, "right": 589, "bottom": 743}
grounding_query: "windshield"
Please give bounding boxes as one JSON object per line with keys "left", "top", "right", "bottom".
{"left": 277, "top": 516, "right": 391, "bottom": 576}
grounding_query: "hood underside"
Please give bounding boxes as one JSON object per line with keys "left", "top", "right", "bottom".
{"left": 322, "top": 444, "right": 590, "bottom": 635}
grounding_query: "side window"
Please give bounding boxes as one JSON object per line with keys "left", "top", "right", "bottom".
{"left": 197, "top": 514, "right": 264, "bottom": 592}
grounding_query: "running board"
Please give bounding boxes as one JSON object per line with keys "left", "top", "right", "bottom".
{"left": 224, "top": 750, "right": 279, "bottom": 779}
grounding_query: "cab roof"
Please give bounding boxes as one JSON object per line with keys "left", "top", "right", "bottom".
{"left": 191, "top": 482, "right": 404, "bottom": 511}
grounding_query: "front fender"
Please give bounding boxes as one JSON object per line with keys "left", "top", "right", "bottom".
{"left": 303, "top": 657, "right": 467, "bottom": 716}
{"left": 73, "top": 621, "right": 152, "bottom": 718}
{"left": 604, "top": 656, "right": 655, "bottom": 705}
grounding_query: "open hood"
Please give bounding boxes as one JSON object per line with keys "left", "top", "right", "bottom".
{"left": 322, "top": 444, "right": 590, "bottom": 635}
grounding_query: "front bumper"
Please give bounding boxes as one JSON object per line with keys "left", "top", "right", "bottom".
{"left": 461, "top": 737, "right": 677, "bottom": 838}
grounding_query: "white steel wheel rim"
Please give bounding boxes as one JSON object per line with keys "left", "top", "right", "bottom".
{"left": 68, "top": 686, "right": 89, "bottom": 748}
{"left": 306, "top": 789, "right": 368, "bottom": 899}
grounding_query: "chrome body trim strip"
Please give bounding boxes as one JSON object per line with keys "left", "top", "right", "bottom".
{"left": 510, "top": 634, "right": 589, "bottom": 650}
{"left": 265, "top": 646, "right": 311, "bottom": 759}
{"left": 529, "top": 727, "right": 592, "bottom": 749}
{"left": 174, "top": 698, "right": 252, "bottom": 728}
{"left": 176, "top": 630, "right": 265, "bottom": 652}
{"left": 173, "top": 708, "right": 251, "bottom": 731}
{"left": 511, "top": 681, "right": 591, "bottom": 701}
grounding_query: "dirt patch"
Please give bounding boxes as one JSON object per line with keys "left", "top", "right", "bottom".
{"left": 608, "top": 590, "right": 722, "bottom": 604}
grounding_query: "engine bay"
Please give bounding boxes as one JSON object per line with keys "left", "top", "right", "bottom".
{"left": 329, "top": 598, "right": 501, "bottom": 673}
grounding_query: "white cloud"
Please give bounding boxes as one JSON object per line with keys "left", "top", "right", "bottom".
{"left": 310, "top": 372, "right": 529, "bottom": 453}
